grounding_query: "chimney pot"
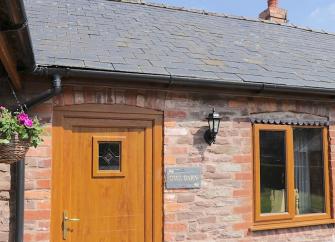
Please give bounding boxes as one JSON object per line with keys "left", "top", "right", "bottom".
{"left": 260, "top": 0, "right": 287, "bottom": 24}
{"left": 268, "top": 0, "right": 278, "bottom": 8}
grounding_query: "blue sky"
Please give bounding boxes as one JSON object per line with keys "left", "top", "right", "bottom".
{"left": 150, "top": 0, "right": 335, "bottom": 32}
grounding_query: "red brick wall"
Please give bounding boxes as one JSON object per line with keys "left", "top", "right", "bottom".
{"left": 24, "top": 121, "right": 52, "bottom": 242}
{"left": 1, "top": 85, "right": 335, "bottom": 241}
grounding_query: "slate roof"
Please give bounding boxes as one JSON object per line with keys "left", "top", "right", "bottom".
{"left": 23, "top": 0, "right": 335, "bottom": 90}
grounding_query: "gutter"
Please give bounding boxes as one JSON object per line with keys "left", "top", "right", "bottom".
{"left": 21, "top": 74, "right": 62, "bottom": 111}
{"left": 33, "top": 66, "right": 335, "bottom": 98}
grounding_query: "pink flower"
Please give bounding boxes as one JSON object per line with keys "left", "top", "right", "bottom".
{"left": 17, "top": 113, "right": 28, "bottom": 123}
{"left": 17, "top": 113, "right": 33, "bottom": 127}
{"left": 24, "top": 119, "right": 33, "bottom": 127}
{"left": 0, "top": 106, "right": 5, "bottom": 111}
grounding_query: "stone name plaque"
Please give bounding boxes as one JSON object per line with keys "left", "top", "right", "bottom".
{"left": 165, "top": 167, "right": 201, "bottom": 189}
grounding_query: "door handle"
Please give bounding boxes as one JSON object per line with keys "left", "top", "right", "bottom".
{"left": 65, "top": 217, "right": 80, "bottom": 222}
{"left": 62, "top": 210, "right": 80, "bottom": 240}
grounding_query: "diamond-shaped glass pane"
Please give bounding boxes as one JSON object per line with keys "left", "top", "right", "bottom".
{"left": 98, "top": 142, "right": 121, "bottom": 171}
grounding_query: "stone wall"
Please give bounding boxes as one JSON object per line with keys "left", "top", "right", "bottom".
{"left": 1, "top": 84, "right": 335, "bottom": 241}
{"left": 163, "top": 95, "right": 335, "bottom": 242}
{"left": 0, "top": 164, "right": 15, "bottom": 242}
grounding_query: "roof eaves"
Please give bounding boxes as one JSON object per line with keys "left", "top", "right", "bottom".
{"left": 32, "top": 65, "right": 335, "bottom": 98}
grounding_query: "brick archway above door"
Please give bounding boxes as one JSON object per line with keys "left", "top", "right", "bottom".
{"left": 51, "top": 104, "right": 163, "bottom": 242}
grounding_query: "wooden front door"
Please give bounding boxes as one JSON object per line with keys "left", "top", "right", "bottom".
{"left": 51, "top": 104, "right": 163, "bottom": 242}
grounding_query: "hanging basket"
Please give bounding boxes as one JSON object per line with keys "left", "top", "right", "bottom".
{"left": 0, "top": 135, "right": 30, "bottom": 164}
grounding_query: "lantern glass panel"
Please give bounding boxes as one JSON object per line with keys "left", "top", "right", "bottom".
{"left": 213, "top": 119, "right": 220, "bottom": 133}
{"left": 208, "top": 118, "right": 214, "bottom": 131}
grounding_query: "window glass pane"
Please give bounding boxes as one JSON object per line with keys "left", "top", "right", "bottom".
{"left": 294, "top": 128, "right": 325, "bottom": 214}
{"left": 260, "top": 131, "right": 287, "bottom": 214}
{"left": 98, "top": 142, "right": 121, "bottom": 171}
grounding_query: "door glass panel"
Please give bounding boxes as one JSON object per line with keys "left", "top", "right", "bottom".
{"left": 260, "top": 131, "right": 287, "bottom": 214}
{"left": 294, "top": 128, "right": 325, "bottom": 214}
{"left": 98, "top": 142, "right": 121, "bottom": 171}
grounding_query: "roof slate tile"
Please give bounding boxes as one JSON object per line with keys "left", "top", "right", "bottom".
{"left": 23, "top": 0, "right": 335, "bottom": 89}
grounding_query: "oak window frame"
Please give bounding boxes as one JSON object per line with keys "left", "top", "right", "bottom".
{"left": 252, "top": 124, "right": 332, "bottom": 231}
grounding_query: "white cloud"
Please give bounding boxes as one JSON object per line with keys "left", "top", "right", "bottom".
{"left": 309, "top": 3, "right": 335, "bottom": 23}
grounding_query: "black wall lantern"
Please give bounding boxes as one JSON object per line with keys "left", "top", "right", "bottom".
{"left": 204, "top": 108, "right": 222, "bottom": 145}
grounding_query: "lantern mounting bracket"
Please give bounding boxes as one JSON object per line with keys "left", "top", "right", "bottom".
{"left": 204, "top": 129, "right": 216, "bottom": 145}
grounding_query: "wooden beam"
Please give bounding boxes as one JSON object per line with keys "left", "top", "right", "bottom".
{"left": 0, "top": 33, "right": 22, "bottom": 90}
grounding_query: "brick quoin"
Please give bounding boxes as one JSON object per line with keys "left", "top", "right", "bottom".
{"left": 0, "top": 86, "right": 334, "bottom": 241}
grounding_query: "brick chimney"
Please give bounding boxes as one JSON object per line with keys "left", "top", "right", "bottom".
{"left": 259, "top": 0, "right": 288, "bottom": 24}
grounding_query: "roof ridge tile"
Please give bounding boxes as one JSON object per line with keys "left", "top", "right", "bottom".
{"left": 136, "top": 0, "right": 335, "bottom": 36}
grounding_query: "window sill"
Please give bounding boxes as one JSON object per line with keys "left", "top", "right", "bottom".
{"left": 250, "top": 218, "right": 335, "bottom": 231}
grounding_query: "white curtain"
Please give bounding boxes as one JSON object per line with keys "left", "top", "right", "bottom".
{"left": 294, "top": 130, "right": 311, "bottom": 214}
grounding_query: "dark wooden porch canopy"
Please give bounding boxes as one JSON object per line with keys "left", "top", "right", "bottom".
{"left": 0, "top": 0, "right": 35, "bottom": 90}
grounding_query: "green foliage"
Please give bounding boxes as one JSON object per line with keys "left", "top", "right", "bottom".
{"left": 0, "top": 107, "right": 43, "bottom": 148}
